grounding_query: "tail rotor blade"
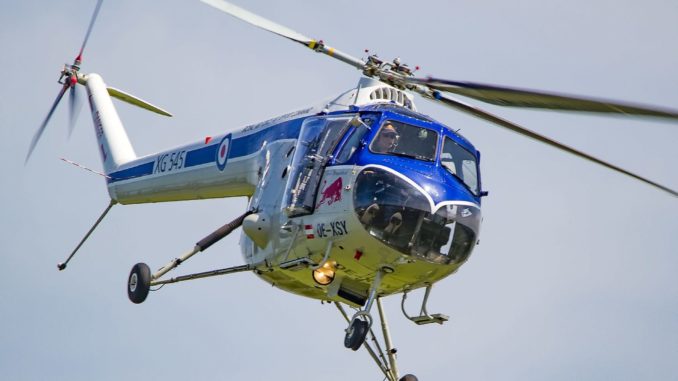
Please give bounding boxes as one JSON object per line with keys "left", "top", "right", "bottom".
{"left": 26, "top": 84, "right": 69, "bottom": 164}
{"left": 76, "top": 0, "right": 104, "bottom": 63}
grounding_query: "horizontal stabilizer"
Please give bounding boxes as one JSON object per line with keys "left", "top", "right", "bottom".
{"left": 107, "top": 87, "right": 172, "bottom": 117}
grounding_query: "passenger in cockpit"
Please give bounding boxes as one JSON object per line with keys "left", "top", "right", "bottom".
{"left": 356, "top": 169, "right": 407, "bottom": 245}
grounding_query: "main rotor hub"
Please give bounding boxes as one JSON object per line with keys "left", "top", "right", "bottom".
{"left": 362, "top": 55, "right": 415, "bottom": 90}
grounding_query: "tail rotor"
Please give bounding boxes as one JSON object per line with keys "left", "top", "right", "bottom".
{"left": 26, "top": 0, "right": 104, "bottom": 164}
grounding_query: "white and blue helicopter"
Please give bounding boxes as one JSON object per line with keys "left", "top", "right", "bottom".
{"left": 27, "top": 1, "right": 678, "bottom": 380}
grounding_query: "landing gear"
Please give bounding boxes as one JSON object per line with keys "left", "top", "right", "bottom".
{"left": 128, "top": 263, "right": 151, "bottom": 304}
{"left": 336, "top": 266, "right": 403, "bottom": 380}
{"left": 336, "top": 299, "right": 402, "bottom": 381}
{"left": 343, "top": 266, "right": 391, "bottom": 345}
{"left": 344, "top": 318, "right": 369, "bottom": 350}
{"left": 126, "top": 211, "right": 254, "bottom": 304}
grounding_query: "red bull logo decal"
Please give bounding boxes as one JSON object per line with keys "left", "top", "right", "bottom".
{"left": 316, "top": 177, "right": 343, "bottom": 208}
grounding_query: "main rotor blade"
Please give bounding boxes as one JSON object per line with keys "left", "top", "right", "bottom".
{"left": 26, "top": 84, "right": 69, "bottom": 164}
{"left": 76, "top": 0, "right": 104, "bottom": 61}
{"left": 409, "top": 78, "right": 678, "bottom": 120}
{"left": 200, "top": 0, "right": 365, "bottom": 70}
{"left": 201, "top": 0, "right": 311, "bottom": 45}
{"left": 427, "top": 91, "right": 677, "bottom": 197}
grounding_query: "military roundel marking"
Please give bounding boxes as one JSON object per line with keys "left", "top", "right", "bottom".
{"left": 216, "top": 135, "right": 231, "bottom": 171}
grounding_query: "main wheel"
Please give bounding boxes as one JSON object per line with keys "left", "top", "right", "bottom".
{"left": 344, "top": 319, "right": 369, "bottom": 351}
{"left": 128, "top": 263, "right": 151, "bottom": 304}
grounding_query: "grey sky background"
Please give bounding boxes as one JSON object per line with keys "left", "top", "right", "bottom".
{"left": 2, "top": 1, "right": 677, "bottom": 380}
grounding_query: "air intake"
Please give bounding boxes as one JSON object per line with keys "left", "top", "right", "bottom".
{"left": 369, "top": 87, "right": 413, "bottom": 109}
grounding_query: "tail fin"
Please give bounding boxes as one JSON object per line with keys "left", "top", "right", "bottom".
{"left": 85, "top": 73, "right": 136, "bottom": 174}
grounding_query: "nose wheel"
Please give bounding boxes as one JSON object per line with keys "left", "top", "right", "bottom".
{"left": 342, "top": 267, "right": 391, "bottom": 350}
{"left": 336, "top": 297, "right": 402, "bottom": 381}
{"left": 344, "top": 317, "right": 369, "bottom": 350}
{"left": 339, "top": 266, "right": 403, "bottom": 380}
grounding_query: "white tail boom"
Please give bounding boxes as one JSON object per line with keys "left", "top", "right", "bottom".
{"left": 85, "top": 73, "right": 137, "bottom": 174}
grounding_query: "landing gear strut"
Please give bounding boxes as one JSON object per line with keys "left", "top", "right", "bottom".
{"left": 342, "top": 266, "right": 392, "bottom": 350}
{"left": 335, "top": 266, "right": 405, "bottom": 381}
{"left": 336, "top": 298, "right": 404, "bottom": 381}
{"left": 127, "top": 211, "right": 253, "bottom": 304}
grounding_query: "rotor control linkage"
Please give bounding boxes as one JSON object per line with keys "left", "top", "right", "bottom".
{"left": 151, "top": 210, "right": 253, "bottom": 281}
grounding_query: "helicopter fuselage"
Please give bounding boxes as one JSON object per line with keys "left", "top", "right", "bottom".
{"left": 92, "top": 74, "right": 483, "bottom": 307}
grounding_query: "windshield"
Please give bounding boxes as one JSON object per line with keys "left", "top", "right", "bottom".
{"left": 369, "top": 120, "right": 438, "bottom": 161}
{"left": 441, "top": 136, "right": 479, "bottom": 195}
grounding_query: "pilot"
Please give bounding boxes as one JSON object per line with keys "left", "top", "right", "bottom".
{"left": 372, "top": 123, "right": 399, "bottom": 153}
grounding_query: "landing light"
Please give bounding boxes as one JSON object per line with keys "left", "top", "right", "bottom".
{"left": 312, "top": 261, "right": 336, "bottom": 285}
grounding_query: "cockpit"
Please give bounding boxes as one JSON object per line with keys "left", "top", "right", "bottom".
{"left": 282, "top": 109, "right": 482, "bottom": 265}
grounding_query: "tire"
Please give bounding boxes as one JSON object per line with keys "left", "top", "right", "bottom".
{"left": 128, "top": 263, "right": 151, "bottom": 304}
{"left": 399, "top": 375, "right": 419, "bottom": 381}
{"left": 344, "top": 319, "right": 369, "bottom": 351}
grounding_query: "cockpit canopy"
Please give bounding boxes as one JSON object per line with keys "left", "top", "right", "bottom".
{"left": 282, "top": 109, "right": 482, "bottom": 218}
{"left": 353, "top": 167, "right": 480, "bottom": 265}
{"left": 360, "top": 116, "right": 480, "bottom": 196}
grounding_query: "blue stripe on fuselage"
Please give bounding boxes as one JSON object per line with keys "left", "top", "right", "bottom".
{"left": 184, "top": 145, "right": 217, "bottom": 168}
{"left": 106, "top": 117, "right": 305, "bottom": 183}
{"left": 107, "top": 161, "right": 155, "bottom": 183}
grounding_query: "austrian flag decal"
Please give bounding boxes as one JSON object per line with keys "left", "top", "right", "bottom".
{"left": 305, "top": 224, "right": 315, "bottom": 239}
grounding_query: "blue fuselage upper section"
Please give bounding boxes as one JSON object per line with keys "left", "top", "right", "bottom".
{"left": 331, "top": 106, "right": 482, "bottom": 206}
{"left": 104, "top": 103, "right": 482, "bottom": 207}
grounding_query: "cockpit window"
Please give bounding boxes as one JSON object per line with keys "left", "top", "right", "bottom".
{"left": 441, "top": 136, "right": 479, "bottom": 195}
{"left": 334, "top": 122, "right": 370, "bottom": 164}
{"left": 282, "top": 115, "right": 354, "bottom": 217}
{"left": 369, "top": 120, "right": 438, "bottom": 162}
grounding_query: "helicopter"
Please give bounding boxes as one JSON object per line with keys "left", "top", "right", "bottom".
{"left": 25, "top": 1, "right": 678, "bottom": 381}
